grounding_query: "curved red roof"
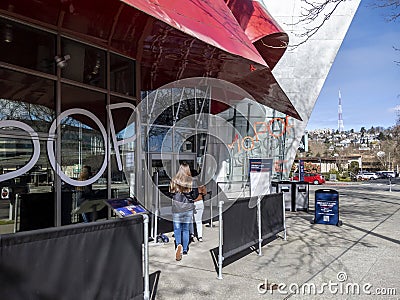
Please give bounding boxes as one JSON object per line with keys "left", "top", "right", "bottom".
{"left": 0, "top": 0, "right": 301, "bottom": 119}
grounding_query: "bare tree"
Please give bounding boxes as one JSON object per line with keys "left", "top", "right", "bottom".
{"left": 288, "top": 0, "right": 346, "bottom": 49}
{"left": 372, "top": 0, "right": 400, "bottom": 21}
{"left": 289, "top": 0, "right": 400, "bottom": 49}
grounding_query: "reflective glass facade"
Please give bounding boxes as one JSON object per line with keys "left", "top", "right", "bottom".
{"left": 0, "top": 15, "right": 290, "bottom": 234}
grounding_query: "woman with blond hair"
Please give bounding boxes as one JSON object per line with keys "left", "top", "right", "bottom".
{"left": 170, "top": 163, "right": 198, "bottom": 261}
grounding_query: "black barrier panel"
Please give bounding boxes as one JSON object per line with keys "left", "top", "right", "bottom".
{"left": 260, "top": 193, "right": 284, "bottom": 240}
{"left": 222, "top": 197, "right": 258, "bottom": 259}
{"left": 0, "top": 217, "right": 144, "bottom": 300}
{"left": 19, "top": 192, "right": 73, "bottom": 231}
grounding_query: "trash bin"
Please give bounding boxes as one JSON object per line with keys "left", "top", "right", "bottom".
{"left": 272, "top": 181, "right": 293, "bottom": 211}
{"left": 292, "top": 181, "right": 309, "bottom": 212}
{"left": 312, "top": 189, "right": 342, "bottom": 226}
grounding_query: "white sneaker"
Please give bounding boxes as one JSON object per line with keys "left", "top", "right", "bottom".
{"left": 198, "top": 237, "right": 203, "bottom": 242}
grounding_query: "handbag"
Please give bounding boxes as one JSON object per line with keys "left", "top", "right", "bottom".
{"left": 172, "top": 192, "right": 195, "bottom": 213}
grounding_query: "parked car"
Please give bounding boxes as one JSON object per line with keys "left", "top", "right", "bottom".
{"left": 379, "top": 171, "right": 396, "bottom": 178}
{"left": 293, "top": 173, "right": 325, "bottom": 185}
{"left": 356, "top": 172, "right": 378, "bottom": 180}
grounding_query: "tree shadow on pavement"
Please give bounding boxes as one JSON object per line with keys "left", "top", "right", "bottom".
{"left": 209, "top": 236, "right": 278, "bottom": 273}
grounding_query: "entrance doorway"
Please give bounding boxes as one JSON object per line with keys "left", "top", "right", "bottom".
{"left": 147, "top": 153, "right": 197, "bottom": 215}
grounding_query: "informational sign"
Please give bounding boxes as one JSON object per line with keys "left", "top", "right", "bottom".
{"left": 249, "top": 158, "right": 273, "bottom": 208}
{"left": 1, "top": 187, "right": 9, "bottom": 199}
{"left": 314, "top": 189, "right": 339, "bottom": 225}
{"left": 105, "top": 198, "right": 146, "bottom": 218}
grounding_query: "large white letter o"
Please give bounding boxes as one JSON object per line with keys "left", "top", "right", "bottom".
{"left": 0, "top": 120, "right": 40, "bottom": 182}
{"left": 47, "top": 109, "right": 108, "bottom": 187}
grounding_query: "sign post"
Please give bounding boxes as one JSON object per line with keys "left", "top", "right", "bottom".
{"left": 249, "top": 158, "right": 273, "bottom": 256}
{"left": 299, "top": 159, "right": 304, "bottom": 182}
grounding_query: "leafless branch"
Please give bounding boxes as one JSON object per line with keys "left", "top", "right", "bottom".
{"left": 287, "top": 0, "right": 346, "bottom": 49}
{"left": 287, "top": 0, "right": 399, "bottom": 49}
{"left": 394, "top": 46, "right": 400, "bottom": 66}
{"left": 370, "top": 0, "right": 400, "bottom": 22}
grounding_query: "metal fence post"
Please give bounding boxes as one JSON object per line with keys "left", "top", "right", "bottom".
{"left": 207, "top": 187, "right": 214, "bottom": 228}
{"left": 153, "top": 171, "right": 159, "bottom": 241}
{"left": 143, "top": 214, "right": 150, "bottom": 300}
{"left": 282, "top": 193, "right": 287, "bottom": 241}
{"left": 13, "top": 194, "right": 19, "bottom": 233}
{"left": 257, "top": 196, "right": 262, "bottom": 256}
{"left": 217, "top": 200, "right": 224, "bottom": 279}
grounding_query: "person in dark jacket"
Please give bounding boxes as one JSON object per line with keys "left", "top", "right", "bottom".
{"left": 170, "top": 163, "right": 198, "bottom": 261}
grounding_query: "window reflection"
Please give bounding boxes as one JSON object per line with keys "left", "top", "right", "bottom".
{"left": 61, "top": 38, "right": 106, "bottom": 88}
{"left": 110, "top": 53, "right": 135, "bottom": 96}
{"left": 0, "top": 17, "right": 56, "bottom": 74}
{"left": 147, "top": 126, "right": 173, "bottom": 152}
{"left": 174, "top": 98, "right": 195, "bottom": 128}
{"left": 110, "top": 96, "right": 135, "bottom": 198}
{"left": 174, "top": 128, "right": 195, "bottom": 153}
{"left": 0, "top": 68, "right": 55, "bottom": 131}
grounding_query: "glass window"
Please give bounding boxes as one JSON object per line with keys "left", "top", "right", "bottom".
{"left": 60, "top": 84, "right": 107, "bottom": 215}
{"left": 147, "top": 126, "right": 173, "bottom": 152}
{"left": 110, "top": 53, "right": 135, "bottom": 96}
{"left": 196, "top": 94, "right": 210, "bottom": 129}
{"left": 61, "top": 84, "right": 107, "bottom": 125}
{"left": 174, "top": 98, "right": 196, "bottom": 128}
{"left": 174, "top": 128, "right": 195, "bottom": 153}
{"left": 60, "top": 84, "right": 106, "bottom": 173}
{"left": 61, "top": 38, "right": 106, "bottom": 88}
{"left": 110, "top": 96, "right": 136, "bottom": 198}
{"left": 152, "top": 89, "right": 174, "bottom": 126}
{"left": 196, "top": 132, "right": 208, "bottom": 160}
{"left": 0, "top": 17, "right": 56, "bottom": 74}
{"left": 0, "top": 68, "right": 55, "bottom": 131}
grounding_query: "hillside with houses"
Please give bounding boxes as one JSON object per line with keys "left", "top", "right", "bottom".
{"left": 293, "top": 126, "right": 400, "bottom": 180}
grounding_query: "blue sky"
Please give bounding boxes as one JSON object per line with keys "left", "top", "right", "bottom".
{"left": 306, "top": 0, "right": 400, "bottom": 131}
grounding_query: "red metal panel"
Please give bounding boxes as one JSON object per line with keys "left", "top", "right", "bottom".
{"left": 120, "top": 0, "right": 267, "bottom": 67}
{"left": 225, "top": 0, "right": 288, "bottom": 69}
{"left": 60, "top": 0, "right": 121, "bottom": 40}
{"left": 0, "top": 1, "right": 60, "bottom": 26}
{"left": 0, "top": 0, "right": 301, "bottom": 120}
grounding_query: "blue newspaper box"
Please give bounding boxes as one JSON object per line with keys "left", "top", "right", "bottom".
{"left": 312, "top": 189, "right": 342, "bottom": 226}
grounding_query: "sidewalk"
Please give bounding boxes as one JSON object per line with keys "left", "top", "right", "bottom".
{"left": 148, "top": 185, "right": 400, "bottom": 299}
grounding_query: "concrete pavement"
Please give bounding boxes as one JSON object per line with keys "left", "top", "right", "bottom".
{"left": 148, "top": 184, "right": 400, "bottom": 299}
{"left": 0, "top": 183, "right": 398, "bottom": 299}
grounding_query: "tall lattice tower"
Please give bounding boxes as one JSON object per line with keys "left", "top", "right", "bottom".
{"left": 338, "top": 90, "right": 344, "bottom": 132}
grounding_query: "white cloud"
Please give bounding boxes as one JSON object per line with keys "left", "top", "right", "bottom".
{"left": 389, "top": 105, "right": 400, "bottom": 113}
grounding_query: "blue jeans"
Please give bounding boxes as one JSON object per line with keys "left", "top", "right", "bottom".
{"left": 173, "top": 210, "right": 193, "bottom": 252}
